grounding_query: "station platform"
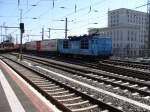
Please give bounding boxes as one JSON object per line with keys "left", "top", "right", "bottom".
{"left": 0, "top": 59, "right": 59, "bottom": 112}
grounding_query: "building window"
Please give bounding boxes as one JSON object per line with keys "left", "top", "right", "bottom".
{"left": 107, "top": 32, "right": 109, "bottom": 36}
{"left": 110, "top": 32, "right": 112, "bottom": 36}
{"left": 135, "top": 33, "right": 137, "bottom": 41}
{"left": 120, "top": 31, "right": 123, "bottom": 41}
{"left": 131, "top": 43, "right": 133, "bottom": 48}
{"left": 113, "top": 43, "right": 115, "bottom": 47}
{"left": 117, "top": 44, "right": 119, "bottom": 47}
{"left": 128, "top": 31, "right": 130, "bottom": 41}
{"left": 114, "top": 31, "right": 116, "bottom": 38}
{"left": 131, "top": 37, "right": 133, "bottom": 41}
{"left": 120, "top": 44, "right": 122, "bottom": 48}
{"left": 117, "top": 30, "right": 119, "bottom": 40}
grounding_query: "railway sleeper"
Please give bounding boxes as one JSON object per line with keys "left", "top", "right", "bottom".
{"left": 71, "top": 105, "right": 99, "bottom": 112}
{"left": 44, "top": 88, "right": 65, "bottom": 92}
{"left": 67, "top": 103, "right": 96, "bottom": 110}
{"left": 34, "top": 82, "right": 53, "bottom": 85}
{"left": 64, "top": 100, "right": 89, "bottom": 106}
{"left": 53, "top": 93, "right": 75, "bottom": 98}
{"left": 61, "top": 99, "right": 85, "bottom": 105}
{"left": 41, "top": 85, "right": 59, "bottom": 89}
{"left": 37, "top": 83, "right": 56, "bottom": 87}
{"left": 58, "top": 97, "right": 81, "bottom": 102}
{"left": 30, "top": 79, "right": 49, "bottom": 82}
{"left": 48, "top": 90, "right": 69, "bottom": 95}
{"left": 31, "top": 80, "right": 50, "bottom": 83}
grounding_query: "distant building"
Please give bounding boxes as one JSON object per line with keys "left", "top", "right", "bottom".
{"left": 89, "top": 8, "right": 148, "bottom": 57}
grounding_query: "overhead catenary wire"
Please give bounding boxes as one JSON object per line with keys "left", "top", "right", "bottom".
{"left": 33, "top": 0, "right": 109, "bottom": 22}
{"left": 63, "top": 0, "right": 109, "bottom": 18}
{"left": 22, "top": 0, "right": 110, "bottom": 40}
{"left": 27, "top": 0, "right": 64, "bottom": 30}
{"left": 23, "top": 0, "right": 42, "bottom": 17}
{"left": 136, "top": 2, "right": 150, "bottom": 9}
{"left": 31, "top": 0, "right": 108, "bottom": 29}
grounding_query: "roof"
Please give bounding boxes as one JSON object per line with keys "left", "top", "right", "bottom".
{"left": 68, "top": 35, "right": 96, "bottom": 41}
{"left": 109, "top": 8, "right": 147, "bottom": 15}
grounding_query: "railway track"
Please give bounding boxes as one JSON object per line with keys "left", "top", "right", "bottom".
{"left": 102, "top": 60, "right": 150, "bottom": 70}
{"left": 9, "top": 54, "right": 150, "bottom": 97}
{"left": 43, "top": 55, "right": 150, "bottom": 82}
{"left": 20, "top": 53, "right": 150, "bottom": 81}
{"left": 5, "top": 53, "right": 150, "bottom": 111}
{"left": 0, "top": 56, "right": 124, "bottom": 112}
{"left": 109, "top": 58, "right": 150, "bottom": 65}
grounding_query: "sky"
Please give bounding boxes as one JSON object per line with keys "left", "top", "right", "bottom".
{"left": 0, "top": 0, "right": 148, "bottom": 43}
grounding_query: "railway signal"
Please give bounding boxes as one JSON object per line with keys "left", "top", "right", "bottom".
{"left": 20, "top": 23, "right": 24, "bottom": 33}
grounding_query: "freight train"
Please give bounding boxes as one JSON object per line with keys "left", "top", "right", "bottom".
{"left": 0, "top": 41, "right": 19, "bottom": 53}
{"left": 24, "top": 35, "right": 112, "bottom": 59}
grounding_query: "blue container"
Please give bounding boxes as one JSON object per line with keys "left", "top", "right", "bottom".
{"left": 58, "top": 35, "right": 112, "bottom": 58}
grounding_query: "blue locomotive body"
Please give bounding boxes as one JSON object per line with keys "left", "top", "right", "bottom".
{"left": 58, "top": 35, "right": 112, "bottom": 58}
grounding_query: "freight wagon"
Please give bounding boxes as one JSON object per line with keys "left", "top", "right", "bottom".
{"left": 58, "top": 35, "right": 112, "bottom": 58}
{"left": 25, "top": 41, "right": 40, "bottom": 51}
{"left": 0, "top": 42, "right": 19, "bottom": 53}
{"left": 24, "top": 39, "right": 60, "bottom": 56}
{"left": 38, "top": 39, "right": 60, "bottom": 56}
{"left": 39, "top": 39, "right": 58, "bottom": 52}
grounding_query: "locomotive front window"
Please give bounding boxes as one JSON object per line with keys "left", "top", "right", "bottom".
{"left": 63, "top": 40, "right": 69, "bottom": 48}
{"left": 80, "top": 39, "right": 89, "bottom": 49}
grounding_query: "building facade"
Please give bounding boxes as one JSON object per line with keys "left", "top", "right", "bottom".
{"left": 89, "top": 8, "right": 148, "bottom": 57}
